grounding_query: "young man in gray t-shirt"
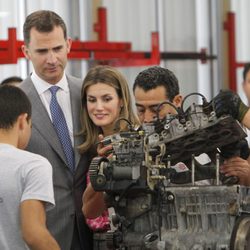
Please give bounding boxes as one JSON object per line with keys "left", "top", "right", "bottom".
{"left": 0, "top": 85, "right": 60, "bottom": 250}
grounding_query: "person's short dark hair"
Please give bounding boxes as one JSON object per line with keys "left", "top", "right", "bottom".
{"left": 1, "top": 76, "right": 23, "bottom": 86}
{"left": 0, "top": 85, "right": 31, "bottom": 129}
{"left": 23, "top": 10, "right": 67, "bottom": 45}
{"left": 133, "top": 66, "right": 179, "bottom": 102}
{"left": 243, "top": 63, "right": 250, "bottom": 81}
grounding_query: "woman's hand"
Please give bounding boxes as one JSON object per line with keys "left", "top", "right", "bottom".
{"left": 97, "top": 134, "right": 113, "bottom": 158}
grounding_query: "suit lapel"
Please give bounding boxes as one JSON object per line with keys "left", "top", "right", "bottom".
{"left": 67, "top": 76, "right": 83, "bottom": 168}
{"left": 25, "top": 79, "right": 68, "bottom": 165}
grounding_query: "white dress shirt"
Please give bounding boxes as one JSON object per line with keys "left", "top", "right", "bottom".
{"left": 31, "top": 72, "right": 74, "bottom": 145}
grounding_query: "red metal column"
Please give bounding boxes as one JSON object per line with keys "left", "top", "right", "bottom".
{"left": 94, "top": 7, "right": 107, "bottom": 41}
{"left": 8, "top": 28, "right": 18, "bottom": 63}
{"left": 224, "top": 12, "right": 237, "bottom": 91}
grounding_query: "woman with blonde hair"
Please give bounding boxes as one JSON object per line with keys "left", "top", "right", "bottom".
{"left": 79, "top": 65, "right": 139, "bottom": 249}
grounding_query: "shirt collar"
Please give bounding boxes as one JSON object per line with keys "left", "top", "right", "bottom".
{"left": 31, "top": 71, "right": 69, "bottom": 95}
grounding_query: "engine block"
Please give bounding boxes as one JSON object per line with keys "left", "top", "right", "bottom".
{"left": 107, "top": 185, "right": 250, "bottom": 250}
{"left": 89, "top": 96, "right": 250, "bottom": 250}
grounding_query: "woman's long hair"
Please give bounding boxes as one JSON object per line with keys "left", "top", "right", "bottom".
{"left": 78, "top": 65, "right": 140, "bottom": 154}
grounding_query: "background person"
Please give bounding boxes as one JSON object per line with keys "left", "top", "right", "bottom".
{"left": 20, "top": 10, "right": 92, "bottom": 250}
{"left": 134, "top": 66, "right": 250, "bottom": 186}
{"left": 212, "top": 76, "right": 250, "bottom": 185}
{"left": 133, "top": 66, "right": 212, "bottom": 183}
{"left": 243, "top": 63, "right": 250, "bottom": 106}
{"left": 1, "top": 76, "right": 23, "bottom": 86}
{"left": 80, "top": 65, "right": 140, "bottom": 249}
{"left": 0, "top": 85, "right": 59, "bottom": 250}
{"left": 133, "top": 66, "right": 182, "bottom": 123}
{"left": 241, "top": 63, "right": 250, "bottom": 147}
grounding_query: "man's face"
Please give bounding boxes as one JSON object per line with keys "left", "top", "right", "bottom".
{"left": 243, "top": 70, "right": 250, "bottom": 102}
{"left": 22, "top": 26, "right": 71, "bottom": 84}
{"left": 134, "top": 85, "right": 182, "bottom": 123}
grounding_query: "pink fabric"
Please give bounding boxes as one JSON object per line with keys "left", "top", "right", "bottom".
{"left": 85, "top": 173, "right": 110, "bottom": 231}
{"left": 86, "top": 210, "right": 110, "bottom": 231}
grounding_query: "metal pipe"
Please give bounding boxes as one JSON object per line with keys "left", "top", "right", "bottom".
{"left": 192, "top": 154, "right": 195, "bottom": 185}
{"left": 216, "top": 153, "right": 220, "bottom": 185}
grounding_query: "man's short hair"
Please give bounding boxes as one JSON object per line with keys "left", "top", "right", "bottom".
{"left": 23, "top": 10, "right": 67, "bottom": 45}
{"left": 133, "top": 66, "right": 179, "bottom": 102}
{"left": 0, "top": 85, "right": 31, "bottom": 129}
{"left": 1, "top": 76, "right": 23, "bottom": 85}
{"left": 243, "top": 63, "right": 250, "bottom": 81}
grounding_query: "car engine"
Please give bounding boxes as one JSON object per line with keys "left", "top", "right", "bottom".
{"left": 89, "top": 93, "right": 250, "bottom": 250}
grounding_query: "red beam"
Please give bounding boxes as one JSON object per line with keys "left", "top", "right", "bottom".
{"left": 71, "top": 40, "right": 131, "bottom": 51}
{"left": 0, "top": 7, "right": 160, "bottom": 66}
{"left": 0, "top": 28, "right": 159, "bottom": 65}
{"left": 108, "top": 32, "right": 160, "bottom": 67}
{"left": 68, "top": 51, "right": 90, "bottom": 59}
{"left": 0, "top": 7, "right": 211, "bottom": 67}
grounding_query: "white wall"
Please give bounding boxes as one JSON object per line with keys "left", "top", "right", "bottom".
{"left": 0, "top": 0, "right": 26, "bottom": 81}
{"left": 0, "top": 0, "right": 221, "bottom": 100}
{"left": 103, "top": 0, "right": 221, "bottom": 104}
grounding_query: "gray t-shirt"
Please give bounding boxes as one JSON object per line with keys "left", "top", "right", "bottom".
{"left": 0, "top": 143, "right": 55, "bottom": 250}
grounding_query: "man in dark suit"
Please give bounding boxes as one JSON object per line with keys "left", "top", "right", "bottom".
{"left": 20, "top": 10, "right": 92, "bottom": 250}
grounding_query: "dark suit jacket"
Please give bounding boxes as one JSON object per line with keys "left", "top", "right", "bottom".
{"left": 20, "top": 75, "right": 93, "bottom": 250}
